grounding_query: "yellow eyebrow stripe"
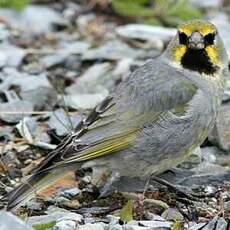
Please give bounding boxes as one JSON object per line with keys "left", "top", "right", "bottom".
{"left": 179, "top": 23, "right": 215, "bottom": 36}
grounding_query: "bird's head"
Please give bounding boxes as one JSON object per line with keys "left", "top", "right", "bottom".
{"left": 164, "top": 20, "right": 228, "bottom": 75}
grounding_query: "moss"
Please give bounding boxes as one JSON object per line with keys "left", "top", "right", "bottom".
{"left": 0, "top": 0, "right": 31, "bottom": 11}
{"left": 32, "top": 221, "right": 56, "bottom": 230}
{"left": 112, "top": 0, "right": 202, "bottom": 27}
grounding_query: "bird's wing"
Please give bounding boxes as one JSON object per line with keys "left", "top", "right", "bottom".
{"left": 36, "top": 59, "right": 198, "bottom": 171}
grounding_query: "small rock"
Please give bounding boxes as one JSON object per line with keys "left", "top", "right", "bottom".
{"left": 58, "top": 41, "right": 91, "bottom": 55}
{"left": 41, "top": 53, "right": 69, "bottom": 69}
{"left": 83, "top": 40, "right": 143, "bottom": 61}
{"left": 78, "top": 223, "right": 106, "bottom": 230}
{"left": 200, "top": 147, "right": 218, "bottom": 163}
{"left": 57, "top": 213, "right": 83, "bottom": 223}
{"left": 188, "top": 222, "right": 206, "bottom": 230}
{"left": 0, "top": 98, "right": 33, "bottom": 123}
{"left": 60, "top": 92, "right": 108, "bottom": 110}
{"left": 0, "top": 211, "right": 32, "bottom": 230}
{"left": 66, "top": 62, "right": 114, "bottom": 94}
{"left": 126, "top": 220, "right": 172, "bottom": 229}
{"left": 0, "top": 5, "right": 64, "bottom": 33}
{"left": 58, "top": 187, "right": 81, "bottom": 199}
{"left": 116, "top": 24, "right": 176, "bottom": 45}
{"left": 48, "top": 108, "right": 82, "bottom": 136}
{"left": 179, "top": 147, "right": 202, "bottom": 169}
{"left": 201, "top": 216, "right": 220, "bottom": 230}
{"left": 215, "top": 217, "right": 228, "bottom": 229}
{"left": 161, "top": 208, "right": 184, "bottom": 221}
{"left": 52, "top": 220, "right": 76, "bottom": 230}
{"left": 0, "top": 44, "right": 26, "bottom": 67}
{"left": 24, "top": 200, "right": 44, "bottom": 212}
{"left": 144, "top": 212, "right": 164, "bottom": 221}
{"left": 189, "top": 0, "right": 222, "bottom": 9}
{"left": 107, "top": 224, "right": 123, "bottom": 230}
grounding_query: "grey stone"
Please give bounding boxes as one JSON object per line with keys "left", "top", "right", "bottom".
{"left": 0, "top": 211, "right": 32, "bottom": 230}
{"left": 24, "top": 200, "right": 44, "bottom": 211}
{"left": 58, "top": 187, "right": 81, "bottom": 199}
{"left": 200, "top": 147, "right": 217, "bottom": 163}
{"left": 215, "top": 217, "right": 228, "bottom": 230}
{"left": 48, "top": 108, "right": 82, "bottom": 136}
{"left": 159, "top": 162, "right": 230, "bottom": 189}
{"left": 107, "top": 224, "right": 123, "bottom": 230}
{"left": 27, "top": 207, "right": 74, "bottom": 226}
{"left": 144, "top": 212, "right": 165, "bottom": 221}
{"left": 0, "top": 44, "right": 26, "bottom": 67}
{"left": 78, "top": 223, "right": 106, "bottom": 230}
{"left": 52, "top": 220, "right": 76, "bottom": 230}
{"left": 83, "top": 40, "right": 143, "bottom": 61}
{"left": 0, "top": 5, "right": 64, "bottom": 33}
{"left": 116, "top": 24, "right": 176, "bottom": 45}
{"left": 58, "top": 41, "right": 91, "bottom": 55}
{"left": 209, "top": 104, "right": 230, "bottom": 151}
{"left": 66, "top": 63, "right": 113, "bottom": 94}
{"left": 0, "top": 69, "right": 56, "bottom": 110}
{"left": 0, "top": 24, "right": 10, "bottom": 42}
{"left": 41, "top": 53, "right": 69, "bottom": 69}
{"left": 202, "top": 216, "right": 219, "bottom": 230}
{"left": 57, "top": 213, "right": 83, "bottom": 223}
{"left": 188, "top": 222, "right": 206, "bottom": 230}
{"left": 179, "top": 147, "right": 202, "bottom": 169}
{"left": 189, "top": 0, "right": 222, "bottom": 9}
{"left": 126, "top": 220, "right": 172, "bottom": 229}
{"left": 161, "top": 208, "right": 184, "bottom": 221}
{"left": 0, "top": 98, "right": 33, "bottom": 123}
{"left": 60, "top": 91, "right": 108, "bottom": 110}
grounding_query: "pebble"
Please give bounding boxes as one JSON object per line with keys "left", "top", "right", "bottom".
{"left": 58, "top": 187, "right": 82, "bottom": 199}
{"left": 78, "top": 223, "right": 106, "bottom": 230}
{"left": 52, "top": 220, "right": 76, "bottom": 230}
{"left": 116, "top": 24, "right": 176, "bottom": 44}
{"left": 161, "top": 208, "right": 184, "bottom": 221}
{"left": 83, "top": 40, "right": 143, "bottom": 61}
{"left": 0, "top": 211, "right": 32, "bottom": 230}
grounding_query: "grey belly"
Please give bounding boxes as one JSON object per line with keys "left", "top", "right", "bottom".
{"left": 84, "top": 112, "right": 214, "bottom": 180}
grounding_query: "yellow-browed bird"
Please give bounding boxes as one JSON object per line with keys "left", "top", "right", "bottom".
{"left": 7, "top": 20, "right": 229, "bottom": 211}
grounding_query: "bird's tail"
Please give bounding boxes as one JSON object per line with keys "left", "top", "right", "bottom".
{"left": 6, "top": 165, "right": 78, "bottom": 212}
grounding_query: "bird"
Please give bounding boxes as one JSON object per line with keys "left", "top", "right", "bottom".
{"left": 6, "top": 20, "right": 229, "bottom": 211}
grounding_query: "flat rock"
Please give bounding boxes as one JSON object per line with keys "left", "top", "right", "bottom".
{"left": 0, "top": 69, "right": 56, "bottom": 110}
{"left": 116, "top": 24, "right": 176, "bottom": 45}
{"left": 83, "top": 40, "right": 143, "bottom": 61}
{"left": 161, "top": 208, "right": 184, "bottom": 221}
{"left": 48, "top": 108, "right": 82, "bottom": 136}
{"left": 0, "top": 211, "right": 32, "bottom": 230}
{"left": 0, "top": 44, "right": 26, "bottom": 67}
{"left": 0, "top": 5, "right": 64, "bottom": 33}
{"left": 78, "top": 223, "right": 106, "bottom": 230}
{"left": 0, "top": 99, "right": 33, "bottom": 123}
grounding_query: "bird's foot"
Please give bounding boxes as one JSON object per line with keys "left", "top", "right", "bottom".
{"left": 150, "top": 176, "right": 215, "bottom": 204}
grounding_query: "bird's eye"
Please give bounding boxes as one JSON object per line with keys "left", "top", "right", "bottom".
{"left": 178, "top": 32, "right": 188, "bottom": 45}
{"left": 204, "top": 33, "right": 215, "bottom": 46}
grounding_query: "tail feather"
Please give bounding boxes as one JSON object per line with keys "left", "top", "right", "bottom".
{"left": 7, "top": 165, "right": 78, "bottom": 212}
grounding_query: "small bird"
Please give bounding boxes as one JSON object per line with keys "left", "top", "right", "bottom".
{"left": 7, "top": 20, "right": 229, "bottom": 211}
